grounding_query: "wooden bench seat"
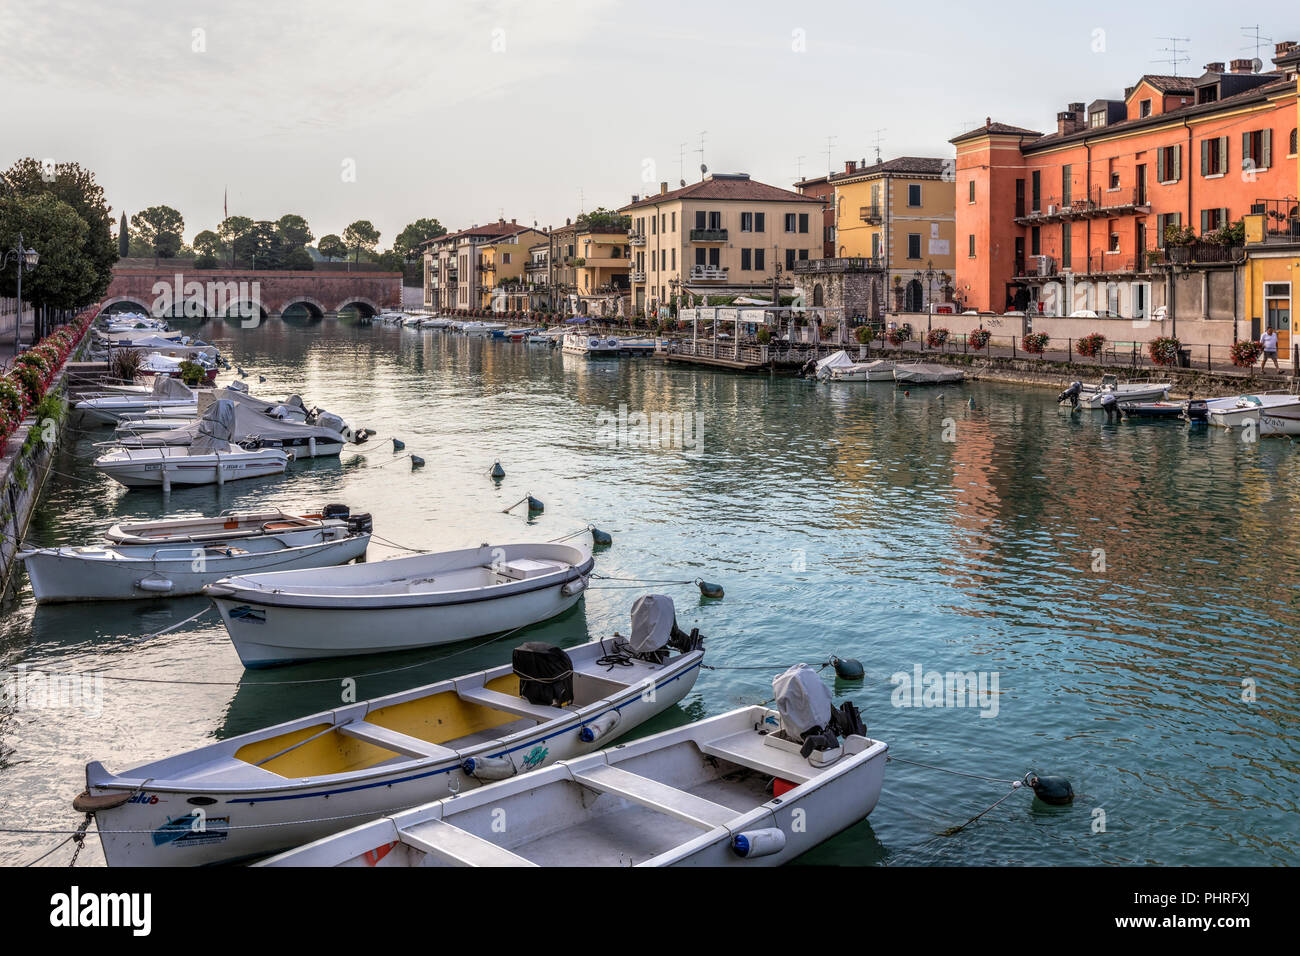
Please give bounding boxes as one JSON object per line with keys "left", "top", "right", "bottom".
{"left": 337, "top": 721, "right": 458, "bottom": 760}
{"left": 569, "top": 764, "right": 737, "bottom": 830}
{"left": 400, "top": 819, "right": 536, "bottom": 867}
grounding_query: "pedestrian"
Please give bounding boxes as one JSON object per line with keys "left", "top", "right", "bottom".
{"left": 1260, "top": 326, "right": 1280, "bottom": 371}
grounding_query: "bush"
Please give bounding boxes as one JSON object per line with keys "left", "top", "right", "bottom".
{"left": 756, "top": 327, "right": 772, "bottom": 344}
{"left": 885, "top": 325, "right": 911, "bottom": 346}
{"left": 1021, "top": 332, "right": 1050, "bottom": 354}
{"left": 855, "top": 325, "right": 877, "bottom": 345}
{"left": 12, "top": 365, "right": 44, "bottom": 407}
{"left": 195, "top": 254, "right": 219, "bottom": 269}
{"left": 967, "top": 327, "right": 991, "bottom": 350}
{"left": 925, "top": 327, "right": 949, "bottom": 348}
{"left": 1230, "top": 340, "right": 1263, "bottom": 367}
{"left": 177, "top": 360, "right": 208, "bottom": 386}
{"left": 1075, "top": 332, "right": 1106, "bottom": 358}
{"left": 1148, "top": 336, "right": 1181, "bottom": 366}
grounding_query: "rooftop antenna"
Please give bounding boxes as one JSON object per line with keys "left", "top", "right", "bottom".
{"left": 1240, "top": 25, "right": 1271, "bottom": 69}
{"left": 677, "top": 142, "right": 688, "bottom": 187}
{"left": 696, "top": 131, "right": 707, "bottom": 180}
{"left": 1153, "top": 36, "right": 1191, "bottom": 76}
{"left": 825, "top": 134, "right": 837, "bottom": 176}
{"left": 871, "top": 129, "right": 887, "bottom": 165}
{"left": 578, "top": 187, "right": 585, "bottom": 214}
{"left": 795, "top": 155, "right": 805, "bottom": 181}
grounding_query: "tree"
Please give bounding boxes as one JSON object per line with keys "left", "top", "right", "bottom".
{"left": 119, "top": 211, "right": 128, "bottom": 257}
{"left": 375, "top": 249, "right": 405, "bottom": 273}
{"left": 343, "top": 220, "right": 380, "bottom": 262}
{"left": 131, "top": 205, "right": 185, "bottom": 265}
{"left": 282, "top": 247, "right": 315, "bottom": 270}
{"left": 219, "top": 215, "right": 254, "bottom": 267}
{"left": 317, "top": 234, "right": 345, "bottom": 261}
{"left": 0, "top": 193, "right": 98, "bottom": 309}
{"left": 244, "top": 220, "right": 282, "bottom": 269}
{"left": 3, "top": 157, "right": 117, "bottom": 303}
{"left": 394, "top": 218, "right": 446, "bottom": 260}
{"left": 276, "top": 214, "right": 313, "bottom": 250}
{"left": 575, "top": 207, "right": 631, "bottom": 232}
{"left": 193, "top": 229, "right": 222, "bottom": 259}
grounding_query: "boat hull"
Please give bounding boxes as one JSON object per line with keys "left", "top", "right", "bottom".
{"left": 1077, "top": 385, "right": 1170, "bottom": 408}
{"left": 94, "top": 451, "right": 290, "bottom": 488}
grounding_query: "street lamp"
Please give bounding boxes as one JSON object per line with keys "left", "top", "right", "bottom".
{"left": 3, "top": 233, "right": 39, "bottom": 352}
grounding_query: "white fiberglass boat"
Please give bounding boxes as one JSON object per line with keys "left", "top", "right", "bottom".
{"left": 75, "top": 601, "right": 705, "bottom": 866}
{"left": 562, "top": 332, "right": 624, "bottom": 355}
{"left": 830, "top": 360, "right": 896, "bottom": 382}
{"left": 19, "top": 516, "right": 370, "bottom": 604}
{"left": 419, "top": 316, "right": 453, "bottom": 329}
{"left": 812, "top": 349, "right": 855, "bottom": 379}
{"left": 1073, "top": 374, "right": 1171, "bottom": 409}
{"left": 94, "top": 400, "right": 290, "bottom": 489}
{"left": 206, "top": 541, "right": 596, "bottom": 667}
{"left": 74, "top": 376, "right": 198, "bottom": 426}
{"left": 893, "top": 363, "right": 965, "bottom": 385}
{"left": 262, "top": 669, "right": 884, "bottom": 868}
{"left": 1207, "top": 393, "right": 1300, "bottom": 433}
{"left": 461, "top": 321, "right": 507, "bottom": 337}
{"left": 104, "top": 506, "right": 359, "bottom": 546}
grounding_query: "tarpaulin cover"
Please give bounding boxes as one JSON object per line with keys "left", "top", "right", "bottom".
{"left": 628, "top": 593, "right": 677, "bottom": 654}
{"left": 772, "top": 663, "right": 833, "bottom": 738}
{"left": 512, "top": 642, "right": 574, "bottom": 706}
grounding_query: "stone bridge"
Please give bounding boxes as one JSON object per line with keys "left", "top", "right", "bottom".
{"left": 102, "top": 268, "right": 403, "bottom": 320}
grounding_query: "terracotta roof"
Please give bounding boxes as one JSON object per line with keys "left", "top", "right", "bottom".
{"left": 950, "top": 121, "right": 1043, "bottom": 144}
{"left": 422, "top": 221, "right": 536, "bottom": 247}
{"left": 830, "top": 156, "right": 952, "bottom": 181}
{"left": 1134, "top": 74, "right": 1198, "bottom": 94}
{"left": 619, "top": 175, "right": 821, "bottom": 211}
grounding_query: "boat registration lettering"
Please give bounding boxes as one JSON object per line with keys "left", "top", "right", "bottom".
{"left": 228, "top": 605, "right": 266, "bottom": 624}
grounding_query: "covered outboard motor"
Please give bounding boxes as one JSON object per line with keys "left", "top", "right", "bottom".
{"left": 1099, "top": 389, "right": 1119, "bottom": 422}
{"left": 512, "top": 642, "right": 574, "bottom": 707}
{"left": 315, "top": 411, "right": 351, "bottom": 440}
{"left": 628, "top": 594, "right": 702, "bottom": 663}
{"left": 227, "top": 379, "right": 250, "bottom": 394}
{"left": 1184, "top": 398, "right": 1209, "bottom": 422}
{"left": 1058, "top": 381, "right": 1083, "bottom": 407}
{"left": 772, "top": 664, "right": 837, "bottom": 757}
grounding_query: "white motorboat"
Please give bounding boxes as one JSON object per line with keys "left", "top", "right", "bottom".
{"left": 830, "top": 360, "right": 896, "bottom": 382}
{"left": 418, "top": 316, "right": 452, "bottom": 329}
{"left": 19, "top": 516, "right": 370, "bottom": 604}
{"left": 1072, "top": 374, "right": 1171, "bottom": 409}
{"left": 94, "top": 400, "right": 291, "bottom": 489}
{"left": 261, "top": 670, "right": 884, "bottom": 868}
{"left": 74, "top": 602, "right": 705, "bottom": 866}
{"left": 205, "top": 540, "right": 596, "bottom": 667}
{"left": 562, "top": 331, "right": 624, "bottom": 355}
{"left": 812, "top": 349, "right": 855, "bottom": 379}
{"left": 114, "top": 416, "right": 195, "bottom": 437}
{"left": 1207, "top": 393, "right": 1300, "bottom": 433}
{"left": 526, "top": 328, "right": 565, "bottom": 344}
{"left": 74, "top": 376, "right": 198, "bottom": 426}
{"left": 461, "top": 321, "right": 507, "bottom": 337}
{"left": 893, "top": 363, "right": 965, "bottom": 385}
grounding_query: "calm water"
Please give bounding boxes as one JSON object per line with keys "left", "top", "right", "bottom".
{"left": 3, "top": 317, "right": 1298, "bottom": 866}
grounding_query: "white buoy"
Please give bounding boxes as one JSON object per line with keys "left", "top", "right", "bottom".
{"left": 308, "top": 437, "right": 316, "bottom": 457}
{"left": 732, "top": 827, "right": 787, "bottom": 859}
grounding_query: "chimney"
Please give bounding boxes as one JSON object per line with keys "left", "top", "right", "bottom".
{"left": 985, "top": 116, "right": 991, "bottom": 127}
{"left": 1229, "top": 58, "right": 1253, "bottom": 73}
{"left": 1056, "top": 104, "right": 1084, "bottom": 136}
{"left": 1276, "top": 40, "right": 1298, "bottom": 56}
{"left": 1204, "top": 61, "right": 1224, "bottom": 73}
{"left": 660, "top": 181, "right": 668, "bottom": 195}
{"left": 844, "top": 160, "right": 857, "bottom": 174}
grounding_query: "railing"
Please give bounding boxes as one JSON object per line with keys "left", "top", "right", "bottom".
{"left": 1015, "top": 187, "right": 1149, "bottom": 223}
{"left": 859, "top": 204, "right": 882, "bottom": 223}
{"left": 1249, "top": 200, "right": 1300, "bottom": 244}
{"left": 631, "top": 270, "right": 646, "bottom": 281}
{"left": 658, "top": 337, "right": 769, "bottom": 365}
{"left": 688, "top": 266, "right": 729, "bottom": 280}
{"left": 629, "top": 233, "right": 646, "bottom": 246}
{"left": 792, "top": 257, "right": 884, "bottom": 273}
{"left": 1160, "top": 243, "right": 1244, "bottom": 265}
{"left": 689, "top": 228, "right": 728, "bottom": 242}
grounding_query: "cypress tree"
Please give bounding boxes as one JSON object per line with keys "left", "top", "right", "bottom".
{"left": 119, "top": 210, "right": 128, "bottom": 257}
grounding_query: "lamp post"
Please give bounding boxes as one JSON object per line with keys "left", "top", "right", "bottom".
{"left": 3, "top": 233, "right": 40, "bottom": 353}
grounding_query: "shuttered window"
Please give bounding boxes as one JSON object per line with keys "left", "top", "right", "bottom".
{"left": 1241, "top": 129, "right": 1273, "bottom": 171}
{"left": 1200, "top": 136, "right": 1228, "bottom": 176}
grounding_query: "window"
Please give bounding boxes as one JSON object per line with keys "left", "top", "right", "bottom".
{"left": 1061, "top": 165, "right": 1072, "bottom": 205}
{"left": 661, "top": 214, "right": 667, "bottom": 231}
{"left": 741, "top": 212, "right": 754, "bottom": 232}
{"left": 671, "top": 248, "right": 675, "bottom": 269}
{"left": 1108, "top": 157, "right": 1119, "bottom": 189}
{"left": 1155, "top": 145, "right": 1181, "bottom": 184}
{"left": 786, "top": 248, "right": 796, "bottom": 269}
{"left": 1031, "top": 226, "right": 1041, "bottom": 256}
{"left": 907, "top": 234, "right": 921, "bottom": 259}
{"left": 1062, "top": 224, "right": 1072, "bottom": 268}
{"left": 798, "top": 213, "right": 809, "bottom": 233}
{"left": 671, "top": 212, "right": 676, "bottom": 232}
{"left": 708, "top": 211, "right": 721, "bottom": 230}
{"left": 1291, "top": 128, "right": 1298, "bottom": 156}
{"left": 798, "top": 249, "right": 809, "bottom": 260}
{"left": 695, "top": 210, "right": 706, "bottom": 230}
{"left": 968, "top": 180, "right": 976, "bottom": 204}
{"left": 741, "top": 249, "right": 752, "bottom": 270}
{"left": 1200, "top": 136, "right": 1228, "bottom": 177}
{"left": 1241, "top": 129, "right": 1273, "bottom": 171}
{"left": 837, "top": 197, "right": 844, "bottom": 219}
{"left": 651, "top": 216, "right": 657, "bottom": 235}
{"left": 908, "top": 184, "right": 922, "bottom": 207}
{"left": 754, "top": 248, "right": 765, "bottom": 270}
{"left": 1156, "top": 212, "right": 1181, "bottom": 247}
{"left": 785, "top": 213, "right": 797, "bottom": 232}
{"left": 968, "top": 234, "right": 975, "bottom": 258}
{"left": 1031, "top": 170, "right": 1041, "bottom": 211}
{"left": 755, "top": 212, "right": 765, "bottom": 232}
{"left": 1090, "top": 110, "right": 1106, "bottom": 128}
{"left": 502, "top": 252, "right": 511, "bottom": 264}
{"left": 695, "top": 248, "right": 705, "bottom": 266}
{"left": 1108, "top": 220, "right": 1120, "bottom": 252}
{"left": 1139, "top": 98, "right": 1152, "bottom": 117}
{"left": 1200, "top": 207, "right": 1229, "bottom": 234}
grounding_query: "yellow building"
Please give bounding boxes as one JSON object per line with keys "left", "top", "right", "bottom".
{"left": 830, "top": 157, "right": 956, "bottom": 311}
{"left": 476, "top": 227, "right": 546, "bottom": 311}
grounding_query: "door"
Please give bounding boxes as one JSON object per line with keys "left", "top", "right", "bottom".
{"left": 1265, "top": 282, "right": 1292, "bottom": 358}
{"left": 1136, "top": 164, "right": 1148, "bottom": 206}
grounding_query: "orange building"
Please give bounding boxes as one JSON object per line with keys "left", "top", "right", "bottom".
{"left": 792, "top": 171, "right": 836, "bottom": 258}
{"left": 953, "top": 43, "right": 1300, "bottom": 318}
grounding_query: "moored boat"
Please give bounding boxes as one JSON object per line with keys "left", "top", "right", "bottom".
{"left": 105, "top": 505, "right": 358, "bottom": 546}
{"left": 74, "top": 376, "right": 198, "bottom": 426}
{"left": 1206, "top": 393, "right": 1300, "bottom": 432}
{"left": 830, "top": 360, "right": 896, "bottom": 382}
{"left": 893, "top": 362, "right": 964, "bottom": 385}
{"left": 74, "top": 599, "right": 705, "bottom": 866}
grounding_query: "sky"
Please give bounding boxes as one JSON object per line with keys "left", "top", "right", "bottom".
{"left": 2, "top": 1, "right": 1292, "bottom": 246}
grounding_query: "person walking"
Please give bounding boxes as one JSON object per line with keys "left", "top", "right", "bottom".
{"left": 1260, "top": 326, "right": 1280, "bottom": 371}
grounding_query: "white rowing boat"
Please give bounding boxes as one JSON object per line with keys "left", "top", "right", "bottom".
{"left": 74, "top": 601, "right": 706, "bottom": 866}
{"left": 830, "top": 360, "right": 895, "bottom": 382}
{"left": 205, "top": 541, "right": 596, "bottom": 667}
{"left": 260, "top": 683, "right": 884, "bottom": 867}
{"left": 74, "top": 376, "right": 198, "bottom": 426}
{"left": 104, "top": 506, "right": 354, "bottom": 546}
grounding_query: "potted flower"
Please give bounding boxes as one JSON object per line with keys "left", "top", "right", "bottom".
{"left": 1148, "top": 336, "right": 1181, "bottom": 366}
{"left": 855, "top": 325, "right": 877, "bottom": 345}
{"left": 967, "top": 327, "right": 991, "bottom": 350}
{"left": 885, "top": 324, "right": 911, "bottom": 346}
{"left": 925, "top": 327, "right": 949, "bottom": 348}
{"left": 1230, "top": 340, "right": 1263, "bottom": 367}
{"left": 756, "top": 327, "right": 772, "bottom": 345}
{"left": 1075, "top": 332, "right": 1106, "bottom": 358}
{"left": 1021, "top": 332, "right": 1050, "bottom": 354}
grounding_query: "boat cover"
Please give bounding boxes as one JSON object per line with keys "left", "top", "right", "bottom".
{"left": 190, "top": 399, "right": 237, "bottom": 452}
{"left": 512, "top": 643, "right": 574, "bottom": 706}
{"left": 815, "top": 350, "right": 854, "bottom": 373}
{"left": 150, "top": 376, "right": 196, "bottom": 400}
{"left": 772, "top": 663, "right": 833, "bottom": 738}
{"left": 628, "top": 594, "right": 677, "bottom": 654}
{"left": 121, "top": 392, "right": 346, "bottom": 447}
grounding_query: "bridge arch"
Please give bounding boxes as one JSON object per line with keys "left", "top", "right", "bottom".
{"left": 333, "top": 297, "right": 380, "bottom": 317}
{"left": 99, "top": 296, "right": 157, "bottom": 316}
{"left": 280, "top": 297, "right": 327, "bottom": 320}
{"left": 218, "top": 301, "right": 270, "bottom": 326}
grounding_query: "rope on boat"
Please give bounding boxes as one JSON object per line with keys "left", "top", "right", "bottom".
{"left": 369, "top": 533, "right": 428, "bottom": 553}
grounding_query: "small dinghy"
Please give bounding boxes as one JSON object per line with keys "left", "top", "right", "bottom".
{"left": 1070, "top": 374, "right": 1171, "bottom": 409}
{"left": 74, "top": 376, "right": 198, "bottom": 426}
{"left": 94, "top": 400, "right": 290, "bottom": 489}
{"left": 261, "top": 665, "right": 885, "bottom": 868}
{"left": 20, "top": 513, "right": 370, "bottom": 604}
{"left": 893, "top": 362, "right": 964, "bottom": 385}
{"left": 1118, "top": 400, "right": 1188, "bottom": 420}
{"left": 830, "top": 360, "right": 895, "bottom": 382}
{"left": 205, "top": 540, "right": 596, "bottom": 666}
{"left": 105, "top": 505, "right": 359, "bottom": 546}
{"left": 75, "top": 597, "right": 705, "bottom": 866}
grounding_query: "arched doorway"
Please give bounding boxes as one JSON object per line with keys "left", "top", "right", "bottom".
{"left": 904, "top": 279, "right": 923, "bottom": 313}
{"left": 812, "top": 283, "right": 824, "bottom": 307}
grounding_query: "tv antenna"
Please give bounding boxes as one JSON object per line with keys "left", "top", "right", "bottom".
{"left": 695, "top": 131, "right": 707, "bottom": 180}
{"left": 871, "top": 129, "right": 887, "bottom": 165}
{"left": 795, "top": 155, "right": 805, "bottom": 181}
{"left": 678, "top": 142, "right": 688, "bottom": 187}
{"left": 1241, "top": 25, "right": 1271, "bottom": 69}
{"left": 1153, "top": 36, "right": 1191, "bottom": 75}
{"left": 825, "top": 135, "right": 837, "bottom": 176}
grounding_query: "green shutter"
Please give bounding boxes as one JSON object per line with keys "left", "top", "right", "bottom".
{"left": 1262, "top": 129, "right": 1272, "bottom": 168}
{"left": 1200, "top": 140, "right": 1210, "bottom": 176}
{"left": 1172, "top": 145, "right": 1181, "bottom": 181}
{"left": 1242, "top": 131, "right": 1251, "bottom": 167}
{"left": 1155, "top": 147, "right": 1165, "bottom": 181}
{"left": 1220, "top": 136, "right": 1229, "bottom": 173}
{"left": 1201, "top": 210, "right": 1210, "bottom": 234}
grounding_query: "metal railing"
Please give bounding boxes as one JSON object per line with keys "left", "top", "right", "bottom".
{"left": 792, "top": 257, "right": 884, "bottom": 273}
{"left": 689, "top": 228, "right": 728, "bottom": 242}
{"left": 688, "top": 266, "right": 729, "bottom": 280}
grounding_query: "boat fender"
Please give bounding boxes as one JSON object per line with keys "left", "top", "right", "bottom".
{"left": 527, "top": 495, "right": 544, "bottom": 514}
{"left": 392, "top": 438, "right": 405, "bottom": 451}
{"left": 411, "top": 455, "right": 425, "bottom": 468}
{"left": 363, "top": 428, "right": 377, "bottom": 438}
{"left": 830, "top": 656, "right": 864, "bottom": 681}
{"left": 1025, "top": 772, "right": 1074, "bottom": 805}
{"left": 561, "top": 576, "right": 587, "bottom": 597}
{"left": 590, "top": 527, "right": 613, "bottom": 547}
{"left": 968, "top": 397, "right": 976, "bottom": 409}
{"left": 697, "top": 579, "right": 724, "bottom": 599}
{"left": 578, "top": 710, "right": 621, "bottom": 743}
{"left": 490, "top": 461, "right": 506, "bottom": 479}
{"left": 461, "top": 755, "right": 516, "bottom": 781}
{"left": 732, "top": 828, "right": 786, "bottom": 859}
{"left": 72, "top": 789, "right": 134, "bottom": 813}
{"left": 135, "top": 577, "right": 174, "bottom": 593}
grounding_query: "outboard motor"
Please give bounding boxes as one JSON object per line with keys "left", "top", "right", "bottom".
{"left": 346, "top": 512, "right": 373, "bottom": 534}
{"left": 627, "top": 594, "right": 702, "bottom": 664}
{"left": 1099, "top": 389, "right": 1119, "bottom": 423}
{"left": 1184, "top": 398, "right": 1209, "bottom": 422}
{"left": 321, "top": 503, "right": 350, "bottom": 521}
{"left": 1058, "top": 381, "right": 1083, "bottom": 408}
{"left": 512, "top": 642, "right": 574, "bottom": 706}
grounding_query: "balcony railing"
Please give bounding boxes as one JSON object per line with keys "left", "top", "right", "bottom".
{"left": 1014, "top": 187, "right": 1150, "bottom": 225}
{"left": 629, "top": 233, "right": 646, "bottom": 246}
{"left": 690, "top": 228, "right": 728, "bottom": 242}
{"left": 792, "top": 257, "right": 884, "bottom": 273}
{"left": 631, "top": 270, "right": 646, "bottom": 282}
{"left": 859, "top": 204, "right": 882, "bottom": 223}
{"left": 1249, "top": 199, "right": 1300, "bottom": 244}
{"left": 1157, "top": 243, "right": 1245, "bottom": 265}
{"left": 688, "top": 265, "right": 729, "bottom": 281}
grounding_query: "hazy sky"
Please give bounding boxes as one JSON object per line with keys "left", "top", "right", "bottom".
{"left": 2, "top": 1, "right": 1291, "bottom": 245}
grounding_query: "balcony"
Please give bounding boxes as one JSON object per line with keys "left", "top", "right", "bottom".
{"left": 792, "top": 257, "right": 884, "bottom": 274}
{"left": 1249, "top": 199, "right": 1300, "bottom": 244}
{"left": 1155, "top": 243, "right": 1244, "bottom": 266}
{"left": 859, "top": 204, "right": 882, "bottom": 224}
{"left": 690, "top": 228, "right": 728, "bottom": 242}
{"left": 631, "top": 270, "right": 646, "bottom": 282}
{"left": 578, "top": 256, "right": 631, "bottom": 269}
{"left": 1014, "top": 187, "right": 1150, "bottom": 225}
{"left": 629, "top": 233, "right": 647, "bottom": 246}
{"left": 688, "top": 265, "right": 729, "bottom": 281}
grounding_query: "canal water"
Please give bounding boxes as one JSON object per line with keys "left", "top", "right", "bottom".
{"left": 2, "top": 317, "right": 1298, "bottom": 866}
